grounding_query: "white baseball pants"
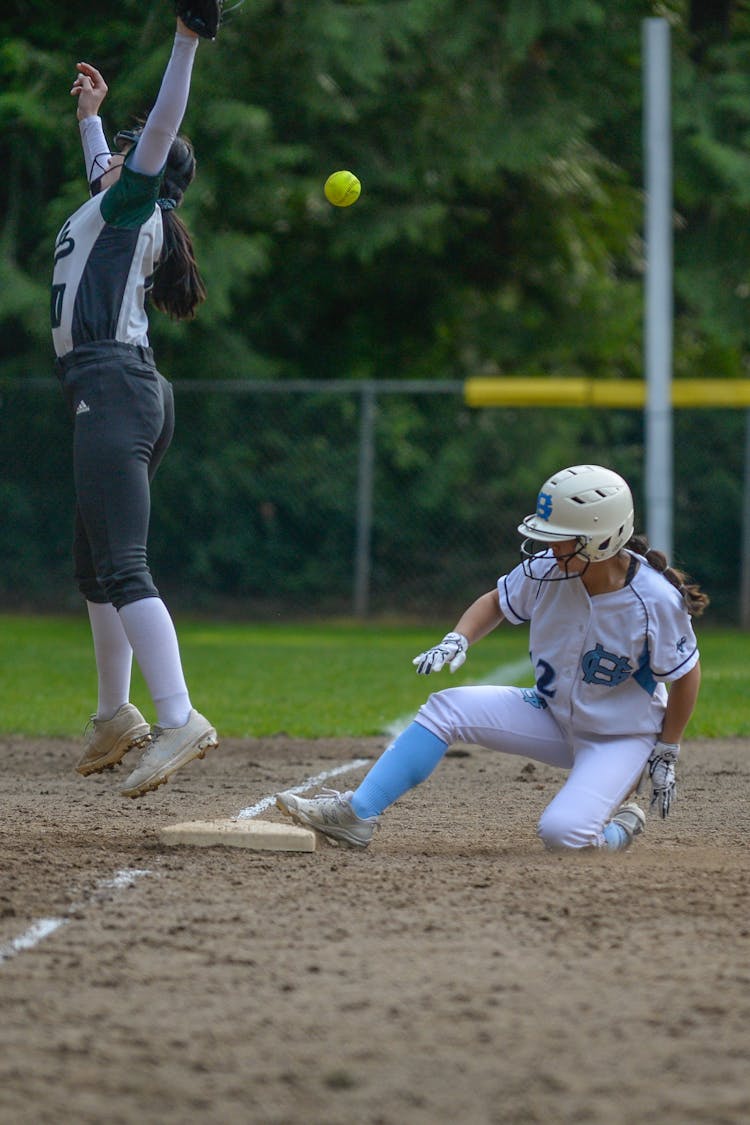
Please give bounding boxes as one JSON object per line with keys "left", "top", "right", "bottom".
{"left": 416, "top": 686, "right": 654, "bottom": 849}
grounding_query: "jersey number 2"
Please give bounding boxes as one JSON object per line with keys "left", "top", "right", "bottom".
{"left": 535, "top": 658, "right": 557, "bottom": 698}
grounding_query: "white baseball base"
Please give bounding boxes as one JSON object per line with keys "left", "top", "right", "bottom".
{"left": 159, "top": 818, "right": 317, "bottom": 852}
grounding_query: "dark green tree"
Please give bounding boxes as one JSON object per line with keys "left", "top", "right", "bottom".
{"left": 0, "top": 0, "right": 747, "bottom": 616}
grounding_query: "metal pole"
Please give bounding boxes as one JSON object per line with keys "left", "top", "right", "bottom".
{"left": 353, "top": 384, "right": 376, "bottom": 618}
{"left": 643, "top": 18, "right": 673, "bottom": 556}
{"left": 741, "top": 409, "right": 750, "bottom": 627}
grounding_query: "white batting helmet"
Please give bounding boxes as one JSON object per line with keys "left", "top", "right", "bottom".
{"left": 518, "top": 464, "right": 635, "bottom": 564}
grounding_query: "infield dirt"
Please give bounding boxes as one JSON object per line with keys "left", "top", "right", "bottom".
{"left": 1, "top": 734, "right": 749, "bottom": 1125}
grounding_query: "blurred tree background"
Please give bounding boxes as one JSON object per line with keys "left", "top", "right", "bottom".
{"left": 0, "top": 0, "right": 748, "bottom": 619}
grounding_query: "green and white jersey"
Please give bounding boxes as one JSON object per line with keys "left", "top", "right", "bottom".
{"left": 51, "top": 164, "right": 163, "bottom": 358}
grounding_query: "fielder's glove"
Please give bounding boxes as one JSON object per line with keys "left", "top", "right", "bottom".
{"left": 413, "top": 632, "right": 469, "bottom": 675}
{"left": 645, "top": 740, "right": 680, "bottom": 818}
{"left": 176, "top": 0, "right": 223, "bottom": 38}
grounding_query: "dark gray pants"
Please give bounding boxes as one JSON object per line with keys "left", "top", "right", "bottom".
{"left": 56, "top": 341, "right": 175, "bottom": 608}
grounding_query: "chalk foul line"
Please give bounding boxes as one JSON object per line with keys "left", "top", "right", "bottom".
{"left": 237, "top": 758, "right": 371, "bottom": 819}
{"left": 2, "top": 762, "right": 372, "bottom": 965}
{"left": 3, "top": 668, "right": 529, "bottom": 965}
{"left": 240, "top": 660, "right": 532, "bottom": 816}
{"left": 383, "top": 657, "right": 532, "bottom": 739}
{"left": 0, "top": 868, "right": 151, "bottom": 968}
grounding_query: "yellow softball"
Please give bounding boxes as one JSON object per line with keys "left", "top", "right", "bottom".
{"left": 324, "top": 170, "right": 362, "bottom": 207}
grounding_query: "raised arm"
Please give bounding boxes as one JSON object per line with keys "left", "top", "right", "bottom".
{"left": 72, "top": 61, "right": 108, "bottom": 120}
{"left": 71, "top": 62, "right": 110, "bottom": 188}
{"left": 127, "top": 21, "right": 199, "bottom": 178}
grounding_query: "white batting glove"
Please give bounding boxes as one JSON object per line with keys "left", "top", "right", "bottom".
{"left": 413, "top": 632, "right": 469, "bottom": 675}
{"left": 646, "top": 740, "right": 680, "bottom": 818}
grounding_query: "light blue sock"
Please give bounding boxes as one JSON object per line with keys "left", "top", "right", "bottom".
{"left": 602, "top": 821, "right": 630, "bottom": 851}
{"left": 351, "top": 722, "right": 449, "bottom": 819}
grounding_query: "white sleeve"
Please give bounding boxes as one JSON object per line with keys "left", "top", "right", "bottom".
{"left": 128, "top": 31, "right": 199, "bottom": 178}
{"left": 497, "top": 564, "right": 535, "bottom": 624}
{"left": 647, "top": 591, "right": 700, "bottom": 681}
{"left": 78, "top": 115, "right": 110, "bottom": 185}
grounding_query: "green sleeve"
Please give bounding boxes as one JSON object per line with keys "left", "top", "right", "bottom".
{"left": 100, "top": 162, "right": 163, "bottom": 229}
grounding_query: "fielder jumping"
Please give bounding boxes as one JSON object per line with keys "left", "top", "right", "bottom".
{"left": 52, "top": 2, "right": 222, "bottom": 798}
{"left": 277, "top": 464, "right": 708, "bottom": 851}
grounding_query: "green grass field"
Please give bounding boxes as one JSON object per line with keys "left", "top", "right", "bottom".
{"left": 0, "top": 613, "right": 747, "bottom": 739}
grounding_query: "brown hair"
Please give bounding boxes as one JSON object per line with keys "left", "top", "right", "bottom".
{"left": 626, "top": 534, "right": 709, "bottom": 617}
{"left": 149, "top": 135, "right": 207, "bottom": 320}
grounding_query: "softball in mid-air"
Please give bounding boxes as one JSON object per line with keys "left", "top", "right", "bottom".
{"left": 324, "top": 170, "right": 361, "bottom": 207}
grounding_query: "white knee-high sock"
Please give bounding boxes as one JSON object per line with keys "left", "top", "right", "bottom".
{"left": 86, "top": 601, "right": 134, "bottom": 720}
{"left": 118, "top": 597, "right": 191, "bottom": 728}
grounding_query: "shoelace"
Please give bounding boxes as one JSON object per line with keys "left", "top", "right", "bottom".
{"left": 314, "top": 788, "right": 378, "bottom": 831}
{"left": 83, "top": 714, "right": 112, "bottom": 739}
{"left": 316, "top": 787, "right": 350, "bottom": 807}
{"left": 137, "top": 727, "right": 162, "bottom": 759}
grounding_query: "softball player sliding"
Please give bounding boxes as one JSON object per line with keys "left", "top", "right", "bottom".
{"left": 278, "top": 465, "right": 708, "bottom": 851}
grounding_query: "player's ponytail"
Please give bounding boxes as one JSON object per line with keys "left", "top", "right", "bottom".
{"left": 150, "top": 135, "right": 207, "bottom": 320}
{"left": 626, "top": 533, "right": 709, "bottom": 617}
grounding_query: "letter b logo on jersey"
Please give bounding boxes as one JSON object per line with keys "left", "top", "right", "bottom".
{"left": 581, "top": 643, "right": 633, "bottom": 686}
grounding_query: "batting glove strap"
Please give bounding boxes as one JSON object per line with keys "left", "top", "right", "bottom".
{"left": 653, "top": 740, "right": 680, "bottom": 760}
{"left": 413, "top": 632, "right": 469, "bottom": 675}
{"left": 647, "top": 741, "right": 680, "bottom": 818}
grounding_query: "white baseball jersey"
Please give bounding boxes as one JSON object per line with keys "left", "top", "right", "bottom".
{"left": 51, "top": 165, "right": 163, "bottom": 358}
{"left": 497, "top": 551, "right": 699, "bottom": 738}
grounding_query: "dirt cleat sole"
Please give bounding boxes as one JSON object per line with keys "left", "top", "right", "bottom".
{"left": 76, "top": 703, "right": 151, "bottom": 776}
{"left": 275, "top": 788, "right": 377, "bottom": 849}
{"left": 120, "top": 709, "right": 218, "bottom": 799}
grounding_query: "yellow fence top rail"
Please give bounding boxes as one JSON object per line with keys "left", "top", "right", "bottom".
{"left": 464, "top": 377, "right": 750, "bottom": 409}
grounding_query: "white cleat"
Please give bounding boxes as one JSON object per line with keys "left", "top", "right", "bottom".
{"left": 121, "top": 709, "right": 218, "bottom": 799}
{"left": 275, "top": 788, "right": 377, "bottom": 848}
{"left": 608, "top": 802, "right": 646, "bottom": 848}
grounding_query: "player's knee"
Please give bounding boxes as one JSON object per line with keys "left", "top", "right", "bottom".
{"left": 416, "top": 689, "right": 461, "bottom": 743}
{"left": 99, "top": 566, "right": 159, "bottom": 609}
{"left": 537, "top": 806, "right": 584, "bottom": 850}
{"left": 77, "top": 575, "right": 106, "bottom": 602}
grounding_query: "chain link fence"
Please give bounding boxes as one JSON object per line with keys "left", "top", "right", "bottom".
{"left": 0, "top": 377, "right": 742, "bottom": 620}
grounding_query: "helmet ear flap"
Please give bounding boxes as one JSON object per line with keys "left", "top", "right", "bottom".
{"left": 574, "top": 507, "right": 635, "bottom": 562}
